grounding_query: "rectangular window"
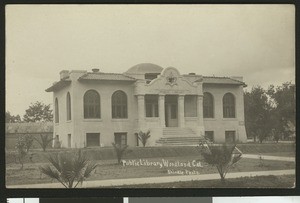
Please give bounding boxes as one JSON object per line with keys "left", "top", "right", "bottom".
{"left": 205, "top": 131, "right": 214, "bottom": 142}
{"left": 68, "top": 134, "right": 71, "bottom": 148}
{"left": 114, "top": 133, "right": 127, "bottom": 146}
{"left": 86, "top": 133, "right": 100, "bottom": 147}
{"left": 225, "top": 131, "right": 236, "bottom": 143}
{"left": 184, "top": 95, "right": 197, "bottom": 117}
{"left": 146, "top": 103, "right": 152, "bottom": 117}
{"left": 145, "top": 95, "right": 159, "bottom": 117}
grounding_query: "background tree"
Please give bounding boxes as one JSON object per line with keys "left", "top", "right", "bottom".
{"left": 244, "top": 86, "right": 273, "bottom": 143}
{"left": 23, "top": 101, "right": 53, "bottom": 122}
{"left": 23, "top": 134, "right": 34, "bottom": 153}
{"left": 15, "top": 136, "right": 29, "bottom": 169}
{"left": 6, "top": 111, "right": 22, "bottom": 123}
{"left": 267, "top": 82, "right": 295, "bottom": 139}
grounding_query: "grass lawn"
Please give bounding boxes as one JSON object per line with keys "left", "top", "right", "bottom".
{"left": 6, "top": 155, "right": 295, "bottom": 186}
{"left": 116, "top": 175, "right": 295, "bottom": 188}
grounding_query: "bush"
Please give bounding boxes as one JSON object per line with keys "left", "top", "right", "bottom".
{"left": 39, "top": 150, "right": 97, "bottom": 188}
{"left": 136, "top": 130, "right": 151, "bottom": 147}
{"left": 112, "top": 143, "right": 129, "bottom": 164}
{"left": 35, "top": 134, "right": 54, "bottom": 151}
{"left": 15, "top": 136, "right": 29, "bottom": 169}
{"left": 199, "top": 143, "right": 242, "bottom": 183}
{"left": 24, "top": 134, "right": 34, "bottom": 153}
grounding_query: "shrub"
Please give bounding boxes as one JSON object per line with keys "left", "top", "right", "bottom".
{"left": 199, "top": 143, "right": 242, "bottom": 183}
{"left": 112, "top": 143, "right": 128, "bottom": 164}
{"left": 24, "top": 134, "right": 34, "bottom": 153}
{"left": 39, "top": 150, "right": 97, "bottom": 188}
{"left": 136, "top": 130, "right": 151, "bottom": 147}
{"left": 35, "top": 134, "right": 54, "bottom": 151}
{"left": 15, "top": 136, "right": 28, "bottom": 169}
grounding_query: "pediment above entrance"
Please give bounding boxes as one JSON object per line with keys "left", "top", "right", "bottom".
{"left": 134, "top": 67, "right": 203, "bottom": 95}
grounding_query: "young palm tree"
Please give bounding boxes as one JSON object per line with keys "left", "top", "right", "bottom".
{"left": 137, "top": 130, "right": 151, "bottom": 147}
{"left": 39, "top": 150, "right": 97, "bottom": 188}
{"left": 200, "top": 143, "right": 242, "bottom": 183}
{"left": 112, "top": 143, "right": 128, "bottom": 164}
{"left": 34, "top": 134, "right": 54, "bottom": 151}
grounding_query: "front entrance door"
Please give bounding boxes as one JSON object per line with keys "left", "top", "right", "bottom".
{"left": 165, "top": 95, "right": 178, "bottom": 127}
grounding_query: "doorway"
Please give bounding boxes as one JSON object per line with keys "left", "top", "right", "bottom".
{"left": 165, "top": 95, "right": 178, "bottom": 127}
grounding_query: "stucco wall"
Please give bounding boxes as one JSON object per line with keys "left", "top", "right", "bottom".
{"left": 52, "top": 70, "right": 247, "bottom": 148}
{"left": 71, "top": 75, "right": 138, "bottom": 147}
{"left": 53, "top": 84, "right": 74, "bottom": 148}
{"left": 202, "top": 84, "right": 247, "bottom": 143}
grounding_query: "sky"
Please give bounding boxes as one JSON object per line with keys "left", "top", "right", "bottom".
{"left": 6, "top": 4, "right": 295, "bottom": 117}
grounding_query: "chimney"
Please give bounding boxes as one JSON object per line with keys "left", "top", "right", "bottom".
{"left": 92, "top": 68, "right": 100, "bottom": 73}
{"left": 60, "top": 70, "right": 69, "bottom": 80}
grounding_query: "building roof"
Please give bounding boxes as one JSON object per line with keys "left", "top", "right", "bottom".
{"left": 45, "top": 79, "right": 71, "bottom": 92}
{"left": 125, "top": 63, "right": 163, "bottom": 74}
{"left": 201, "top": 76, "right": 247, "bottom": 87}
{"left": 6, "top": 122, "right": 53, "bottom": 134}
{"left": 78, "top": 72, "right": 136, "bottom": 81}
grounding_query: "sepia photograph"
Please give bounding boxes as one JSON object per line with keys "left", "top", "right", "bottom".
{"left": 5, "top": 4, "right": 295, "bottom": 189}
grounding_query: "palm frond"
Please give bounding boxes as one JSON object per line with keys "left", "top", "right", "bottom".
{"left": 39, "top": 165, "right": 60, "bottom": 180}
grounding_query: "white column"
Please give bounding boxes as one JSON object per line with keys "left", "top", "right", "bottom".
{"left": 158, "top": 94, "right": 165, "bottom": 127}
{"left": 137, "top": 95, "right": 145, "bottom": 129}
{"left": 197, "top": 95, "right": 204, "bottom": 134}
{"left": 178, "top": 95, "right": 185, "bottom": 127}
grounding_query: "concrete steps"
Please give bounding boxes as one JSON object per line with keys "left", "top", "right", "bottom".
{"left": 156, "top": 137, "right": 204, "bottom": 146}
{"left": 156, "top": 127, "right": 203, "bottom": 146}
{"left": 162, "top": 127, "right": 196, "bottom": 137}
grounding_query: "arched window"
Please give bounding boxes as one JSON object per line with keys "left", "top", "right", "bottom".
{"left": 84, "top": 90, "right": 100, "bottom": 119}
{"left": 223, "top": 93, "right": 235, "bottom": 118}
{"left": 55, "top": 98, "right": 59, "bottom": 123}
{"left": 203, "top": 92, "right": 214, "bottom": 118}
{"left": 112, "top": 90, "right": 128, "bottom": 118}
{"left": 66, "top": 92, "right": 71, "bottom": 120}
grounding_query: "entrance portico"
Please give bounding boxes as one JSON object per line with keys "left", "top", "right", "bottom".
{"left": 134, "top": 67, "right": 205, "bottom": 137}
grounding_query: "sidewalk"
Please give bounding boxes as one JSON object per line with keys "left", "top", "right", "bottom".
{"left": 7, "top": 169, "right": 295, "bottom": 188}
{"left": 242, "top": 154, "right": 295, "bottom": 162}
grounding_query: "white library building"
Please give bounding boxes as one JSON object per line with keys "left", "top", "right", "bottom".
{"left": 46, "top": 63, "right": 247, "bottom": 148}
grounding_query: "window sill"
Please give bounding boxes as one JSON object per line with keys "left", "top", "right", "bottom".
{"left": 66, "top": 120, "right": 72, "bottom": 123}
{"left": 184, "top": 117, "right": 198, "bottom": 121}
{"left": 222, "top": 118, "right": 238, "bottom": 121}
{"left": 204, "top": 118, "right": 217, "bottom": 121}
{"left": 55, "top": 123, "right": 59, "bottom": 126}
{"left": 145, "top": 117, "right": 159, "bottom": 121}
{"left": 111, "top": 119, "right": 129, "bottom": 122}
{"left": 83, "top": 119, "right": 102, "bottom": 122}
